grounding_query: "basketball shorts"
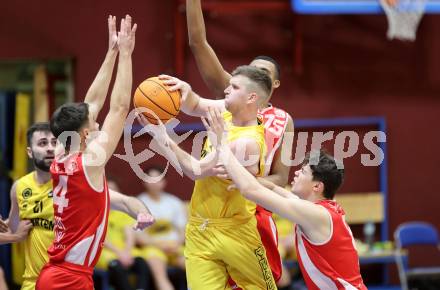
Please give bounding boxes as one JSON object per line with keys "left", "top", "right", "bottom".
{"left": 228, "top": 208, "right": 282, "bottom": 289}
{"left": 36, "top": 263, "right": 93, "bottom": 290}
{"left": 184, "top": 215, "right": 277, "bottom": 290}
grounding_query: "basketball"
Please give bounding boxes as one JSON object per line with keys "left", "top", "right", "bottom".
{"left": 133, "top": 77, "right": 181, "bottom": 124}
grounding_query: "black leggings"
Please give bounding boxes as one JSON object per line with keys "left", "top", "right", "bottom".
{"left": 107, "top": 257, "right": 152, "bottom": 290}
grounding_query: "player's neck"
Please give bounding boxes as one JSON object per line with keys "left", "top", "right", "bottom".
{"left": 258, "top": 101, "right": 271, "bottom": 110}
{"left": 308, "top": 193, "right": 326, "bottom": 203}
{"left": 231, "top": 109, "right": 258, "bottom": 126}
{"left": 33, "top": 169, "right": 51, "bottom": 185}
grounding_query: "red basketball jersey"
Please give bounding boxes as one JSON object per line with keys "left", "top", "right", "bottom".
{"left": 48, "top": 152, "right": 109, "bottom": 274}
{"left": 295, "top": 200, "right": 367, "bottom": 290}
{"left": 258, "top": 105, "right": 290, "bottom": 176}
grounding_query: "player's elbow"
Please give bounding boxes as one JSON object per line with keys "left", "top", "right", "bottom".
{"left": 189, "top": 38, "right": 209, "bottom": 51}
{"left": 110, "top": 100, "right": 130, "bottom": 114}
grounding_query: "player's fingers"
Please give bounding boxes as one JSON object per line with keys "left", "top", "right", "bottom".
{"left": 131, "top": 23, "right": 137, "bottom": 35}
{"left": 201, "top": 117, "right": 210, "bottom": 131}
{"left": 207, "top": 107, "right": 215, "bottom": 125}
{"left": 162, "top": 78, "right": 177, "bottom": 85}
{"left": 158, "top": 74, "right": 173, "bottom": 80}
{"left": 120, "top": 18, "right": 125, "bottom": 34}
{"left": 125, "top": 15, "right": 132, "bottom": 34}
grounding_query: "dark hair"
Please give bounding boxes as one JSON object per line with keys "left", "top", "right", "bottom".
{"left": 231, "top": 65, "right": 272, "bottom": 100}
{"left": 144, "top": 165, "right": 165, "bottom": 175}
{"left": 252, "top": 55, "right": 281, "bottom": 80}
{"left": 50, "top": 102, "right": 89, "bottom": 138}
{"left": 27, "top": 122, "right": 51, "bottom": 146}
{"left": 303, "top": 150, "right": 344, "bottom": 200}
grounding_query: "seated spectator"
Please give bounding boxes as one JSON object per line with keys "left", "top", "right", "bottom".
{"left": 96, "top": 179, "right": 152, "bottom": 290}
{"left": 136, "top": 165, "right": 187, "bottom": 290}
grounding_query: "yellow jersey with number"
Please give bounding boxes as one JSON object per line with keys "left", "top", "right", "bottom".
{"left": 16, "top": 172, "right": 54, "bottom": 282}
{"left": 189, "top": 111, "right": 266, "bottom": 220}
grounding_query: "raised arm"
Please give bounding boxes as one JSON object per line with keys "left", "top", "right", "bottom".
{"left": 84, "top": 15, "right": 119, "bottom": 119}
{"left": 186, "top": 0, "right": 231, "bottom": 98}
{"left": 85, "top": 15, "right": 136, "bottom": 173}
{"left": 159, "top": 75, "right": 225, "bottom": 117}
{"left": 204, "top": 108, "right": 330, "bottom": 242}
{"left": 256, "top": 177, "right": 298, "bottom": 199}
{"left": 137, "top": 114, "right": 219, "bottom": 180}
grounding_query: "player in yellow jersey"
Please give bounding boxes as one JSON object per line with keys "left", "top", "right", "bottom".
{"left": 7, "top": 122, "right": 56, "bottom": 290}
{"left": 138, "top": 65, "right": 277, "bottom": 290}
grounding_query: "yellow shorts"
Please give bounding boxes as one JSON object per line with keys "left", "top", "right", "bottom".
{"left": 184, "top": 216, "right": 277, "bottom": 290}
{"left": 21, "top": 278, "right": 37, "bottom": 290}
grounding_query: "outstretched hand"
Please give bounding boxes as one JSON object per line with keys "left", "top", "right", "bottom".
{"left": 117, "top": 14, "right": 137, "bottom": 55}
{"left": 136, "top": 112, "right": 170, "bottom": 143}
{"left": 133, "top": 212, "right": 155, "bottom": 231}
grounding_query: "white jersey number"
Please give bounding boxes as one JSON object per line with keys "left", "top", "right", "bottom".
{"left": 53, "top": 175, "right": 70, "bottom": 214}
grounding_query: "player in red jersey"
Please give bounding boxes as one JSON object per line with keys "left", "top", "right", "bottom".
{"left": 203, "top": 108, "right": 367, "bottom": 290}
{"left": 36, "top": 15, "right": 154, "bottom": 290}
{"left": 185, "top": 1, "right": 294, "bottom": 286}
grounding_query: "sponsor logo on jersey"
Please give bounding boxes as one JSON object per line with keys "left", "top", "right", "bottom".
{"left": 31, "top": 218, "right": 54, "bottom": 230}
{"left": 22, "top": 188, "right": 32, "bottom": 199}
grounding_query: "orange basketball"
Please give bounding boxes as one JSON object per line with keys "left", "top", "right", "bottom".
{"left": 133, "top": 77, "right": 181, "bottom": 125}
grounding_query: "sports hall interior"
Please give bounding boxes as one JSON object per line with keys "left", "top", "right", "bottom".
{"left": 0, "top": 1, "right": 439, "bottom": 289}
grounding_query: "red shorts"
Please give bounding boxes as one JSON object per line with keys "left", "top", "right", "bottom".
{"left": 36, "top": 263, "right": 94, "bottom": 290}
{"left": 229, "top": 207, "right": 282, "bottom": 288}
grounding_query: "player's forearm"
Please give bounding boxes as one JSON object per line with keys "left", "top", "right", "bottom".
{"left": 180, "top": 91, "right": 202, "bottom": 117}
{"left": 167, "top": 139, "right": 211, "bottom": 180}
{"left": 121, "top": 196, "right": 152, "bottom": 220}
{"left": 109, "top": 54, "right": 132, "bottom": 112}
{"left": 84, "top": 50, "right": 118, "bottom": 113}
{"left": 219, "top": 145, "right": 262, "bottom": 195}
{"left": 187, "top": 0, "right": 207, "bottom": 46}
{"left": 260, "top": 173, "right": 288, "bottom": 188}
{"left": 256, "top": 177, "right": 297, "bottom": 199}
{"left": 0, "top": 233, "right": 23, "bottom": 245}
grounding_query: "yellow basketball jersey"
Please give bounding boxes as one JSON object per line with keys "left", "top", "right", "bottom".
{"left": 16, "top": 172, "right": 54, "bottom": 281}
{"left": 189, "top": 111, "right": 266, "bottom": 220}
{"left": 105, "top": 210, "right": 134, "bottom": 249}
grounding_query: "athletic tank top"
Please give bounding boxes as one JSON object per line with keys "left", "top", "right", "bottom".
{"left": 295, "top": 200, "right": 367, "bottom": 290}
{"left": 16, "top": 172, "right": 54, "bottom": 280}
{"left": 189, "top": 111, "right": 266, "bottom": 220}
{"left": 48, "top": 152, "right": 109, "bottom": 274}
